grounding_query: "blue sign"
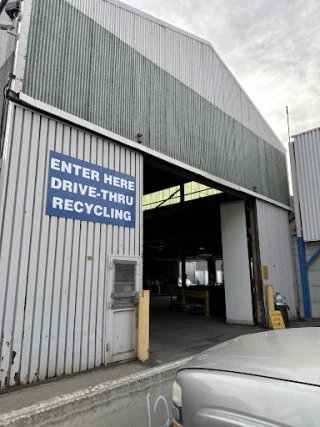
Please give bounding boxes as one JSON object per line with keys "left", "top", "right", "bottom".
{"left": 46, "top": 151, "right": 136, "bottom": 228}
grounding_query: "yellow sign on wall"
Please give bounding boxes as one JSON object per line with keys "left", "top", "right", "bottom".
{"left": 269, "top": 310, "right": 286, "bottom": 330}
{"left": 263, "top": 266, "right": 269, "bottom": 280}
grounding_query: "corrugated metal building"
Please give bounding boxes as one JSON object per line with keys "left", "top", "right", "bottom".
{"left": 20, "top": 0, "right": 289, "bottom": 205}
{"left": 0, "top": 103, "right": 143, "bottom": 387}
{"left": 0, "top": 0, "right": 296, "bottom": 388}
{"left": 290, "top": 127, "right": 320, "bottom": 318}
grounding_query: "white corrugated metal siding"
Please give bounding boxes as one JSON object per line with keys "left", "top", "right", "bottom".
{"left": 293, "top": 128, "right": 320, "bottom": 242}
{"left": 256, "top": 200, "right": 297, "bottom": 319}
{"left": 0, "top": 102, "right": 143, "bottom": 388}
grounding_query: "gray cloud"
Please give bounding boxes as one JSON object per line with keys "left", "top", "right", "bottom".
{"left": 123, "top": 0, "right": 320, "bottom": 142}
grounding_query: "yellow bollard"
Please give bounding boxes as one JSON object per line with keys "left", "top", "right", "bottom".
{"left": 138, "top": 290, "right": 150, "bottom": 362}
{"left": 266, "top": 285, "right": 275, "bottom": 327}
{"left": 266, "top": 285, "right": 275, "bottom": 312}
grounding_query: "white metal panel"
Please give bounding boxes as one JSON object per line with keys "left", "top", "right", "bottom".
{"left": 20, "top": 114, "right": 48, "bottom": 383}
{"left": 0, "top": 106, "right": 24, "bottom": 388}
{"left": 220, "top": 201, "right": 254, "bottom": 325}
{"left": 293, "top": 128, "right": 320, "bottom": 242}
{"left": 0, "top": 102, "right": 143, "bottom": 388}
{"left": 112, "top": 310, "right": 135, "bottom": 359}
{"left": 13, "top": 111, "right": 40, "bottom": 384}
{"left": 63, "top": 0, "right": 283, "bottom": 152}
{"left": 256, "top": 199, "right": 297, "bottom": 319}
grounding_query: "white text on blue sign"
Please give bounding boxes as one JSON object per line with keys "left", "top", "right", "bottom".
{"left": 46, "top": 151, "right": 136, "bottom": 228}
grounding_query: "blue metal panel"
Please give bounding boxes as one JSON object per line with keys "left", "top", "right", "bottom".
{"left": 297, "top": 237, "right": 312, "bottom": 318}
{"left": 306, "top": 247, "right": 320, "bottom": 268}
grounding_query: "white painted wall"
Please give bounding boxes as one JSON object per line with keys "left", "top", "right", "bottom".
{"left": 220, "top": 202, "right": 254, "bottom": 325}
{"left": 256, "top": 200, "right": 298, "bottom": 320}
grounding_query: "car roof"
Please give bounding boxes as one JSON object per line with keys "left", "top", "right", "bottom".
{"left": 181, "top": 328, "right": 320, "bottom": 386}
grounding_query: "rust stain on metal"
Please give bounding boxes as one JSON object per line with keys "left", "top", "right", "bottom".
{"left": 14, "top": 372, "right": 20, "bottom": 385}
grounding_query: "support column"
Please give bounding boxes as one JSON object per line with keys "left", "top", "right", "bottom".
{"left": 220, "top": 201, "right": 254, "bottom": 325}
{"left": 180, "top": 184, "right": 186, "bottom": 303}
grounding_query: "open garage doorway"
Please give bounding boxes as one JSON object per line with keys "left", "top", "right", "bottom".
{"left": 143, "top": 156, "right": 264, "bottom": 363}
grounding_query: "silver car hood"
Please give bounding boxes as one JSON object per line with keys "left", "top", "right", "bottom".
{"left": 182, "top": 327, "right": 320, "bottom": 386}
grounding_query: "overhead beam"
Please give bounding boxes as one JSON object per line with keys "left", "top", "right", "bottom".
{"left": 144, "top": 154, "right": 247, "bottom": 199}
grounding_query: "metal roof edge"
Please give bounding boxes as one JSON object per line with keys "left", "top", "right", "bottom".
{"left": 105, "top": 0, "right": 210, "bottom": 45}
{"left": 15, "top": 92, "right": 291, "bottom": 211}
{"left": 105, "top": 0, "right": 285, "bottom": 153}
{"left": 205, "top": 41, "right": 285, "bottom": 153}
{"left": 292, "top": 125, "right": 320, "bottom": 138}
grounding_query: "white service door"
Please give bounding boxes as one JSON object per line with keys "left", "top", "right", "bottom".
{"left": 106, "top": 257, "right": 139, "bottom": 364}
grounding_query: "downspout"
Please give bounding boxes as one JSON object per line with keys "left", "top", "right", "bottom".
{"left": 289, "top": 141, "right": 312, "bottom": 318}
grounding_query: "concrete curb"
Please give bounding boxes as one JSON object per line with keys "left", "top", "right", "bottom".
{"left": 0, "top": 357, "right": 191, "bottom": 426}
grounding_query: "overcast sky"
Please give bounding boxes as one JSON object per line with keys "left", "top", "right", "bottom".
{"left": 124, "top": 0, "right": 320, "bottom": 145}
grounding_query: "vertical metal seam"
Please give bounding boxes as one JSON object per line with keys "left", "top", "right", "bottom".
{"left": 25, "top": 112, "right": 43, "bottom": 381}
{"left": 70, "top": 128, "right": 81, "bottom": 373}
{"left": 13, "top": 110, "right": 35, "bottom": 382}
{"left": 35, "top": 117, "right": 51, "bottom": 380}
{"left": 41, "top": 119, "right": 58, "bottom": 380}
{"left": 0, "top": 106, "right": 16, "bottom": 371}
{"left": 3, "top": 107, "right": 25, "bottom": 384}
